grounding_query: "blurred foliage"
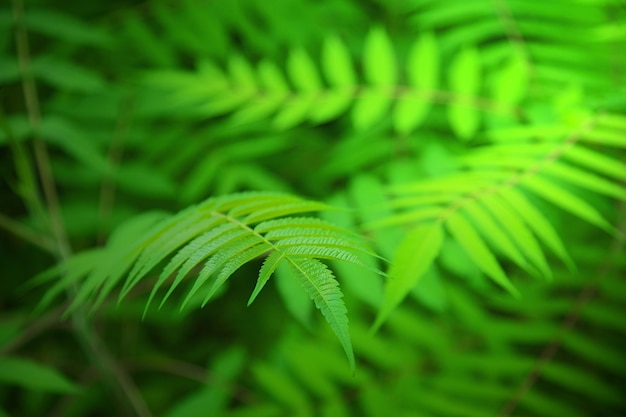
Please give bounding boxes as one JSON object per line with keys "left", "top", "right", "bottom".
{"left": 1, "top": 0, "right": 625, "bottom": 416}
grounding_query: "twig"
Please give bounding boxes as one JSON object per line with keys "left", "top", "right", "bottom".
{"left": 11, "top": 1, "right": 153, "bottom": 416}
{"left": 0, "top": 211, "right": 55, "bottom": 253}
{"left": 97, "top": 95, "right": 134, "bottom": 245}
{"left": 498, "top": 200, "right": 626, "bottom": 417}
{"left": 12, "top": 0, "right": 70, "bottom": 260}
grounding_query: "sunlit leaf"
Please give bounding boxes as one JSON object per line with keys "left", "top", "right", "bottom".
{"left": 322, "top": 35, "right": 356, "bottom": 87}
{"left": 363, "top": 27, "right": 397, "bottom": 86}
{"left": 374, "top": 221, "right": 444, "bottom": 329}
{"left": 448, "top": 46, "right": 481, "bottom": 140}
{"left": 446, "top": 212, "right": 518, "bottom": 296}
{"left": 522, "top": 175, "right": 614, "bottom": 233}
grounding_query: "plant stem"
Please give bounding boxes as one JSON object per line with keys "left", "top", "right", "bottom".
{"left": 0, "top": 211, "right": 55, "bottom": 253}
{"left": 11, "top": 1, "right": 153, "bottom": 416}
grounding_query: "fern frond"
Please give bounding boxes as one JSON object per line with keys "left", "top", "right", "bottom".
{"left": 40, "top": 193, "right": 378, "bottom": 369}
{"left": 374, "top": 110, "right": 626, "bottom": 323}
{"left": 143, "top": 27, "right": 524, "bottom": 139}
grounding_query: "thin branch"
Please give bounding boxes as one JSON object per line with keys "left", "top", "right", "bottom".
{"left": 491, "top": 0, "right": 534, "bottom": 73}
{"left": 498, "top": 200, "right": 626, "bottom": 417}
{"left": 12, "top": 0, "right": 70, "bottom": 260}
{"left": 97, "top": 95, "right": 135, "bottom": 245}
{"left": 11, "top": 1, "right": 153, "bottom": 416}
{"left": 0, "top": 211, "right": 55, "bottom": 253}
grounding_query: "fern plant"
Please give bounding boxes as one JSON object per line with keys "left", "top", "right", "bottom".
{"left": 35, "top": 192, "right": 382, "bottom": 371}
{"left": 1, "top": 0, "right": 625, "bottom": 416}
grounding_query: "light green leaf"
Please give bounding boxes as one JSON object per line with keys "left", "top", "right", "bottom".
{"left": 352, "top": 88, "right": 392, "bottom": 130}
{"left": 448, "top": 46, "right": 481, "bottom": 140}
{"left": 205, "top": 243, "right": 273, "bottom": 303}
{"left": 287, "top": 48, "right": 322, "bottom": 92}
{"left": 228, "top": 55, "right": 257, "bottom": 96}
{"left": 480, "top": 193, "right": 551, "bottom": 279}
{"left": 492, "top": 52, "right": 528, "bottom": 106}
{"left": 407, "top": 32, "right": 439, "bottom": 91}
{"left": 310, "top": 91, "right": 353, "bottom": 123}
{"left": 248, "top": 252, "right": 285, "bottom": 305}
{"left": 363, "top": 27, "right": 396, "bottom": 86}
{"left": 257, "top": 60, "right": 289, "bottom": 92}
{"left": 273, "top": 96, "right": 314, "bottom": 130}
{"left": 393, "top": 32, "right": 438, "bottom": 134}
{"left": 230, "top": 97, "right": 284, "bottom": 125}
{"left": 497, "top": 188, "right": 575, "bottom": 270}
{"left": 0, "top": 357, "right": 79, "bottom": 394}
{"left": 374, "top": 222, "right": 443, "bottom": 329}
{"left": 522, "top": 175, "right": 615, "bottom": 233}
{"left": 597, "top": 112, "right": 626, "bottom": 131}
{"left": 562, "top": 146, "right": 626, "bottom": 182}
{"left": 544, "top": 162, "right": 626, "bottom": 200}
{"left": 322, "top": 35, "right": 356, "bottom": 86}
{"left": 180, "top": 235, "right": 265, "bottom": 309}
{"left": 393, "top": 92, "right": 431, "bottom": 135}
{"left": 462, "top": 200, "right": 532, "bottom": 274}
{"left": 288, "top": 258, "right": 355, "bottom": 372}
{"left": 446, "top": 213, "right": 518, "bottom": 296}
{"left": 580, "top": 126, "right": 626, "bottom": 147}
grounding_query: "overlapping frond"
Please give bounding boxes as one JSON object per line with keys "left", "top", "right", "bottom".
{"left": 37, "top": 192, "right": 380, "bottom": 369}
{"left": 223, "top": 242, "right": 626, "bottom": 416}
{"left": 373, "top": 110, "right": 626, "bottom": 325}
{"left": 143, "top": 27, "right": 525, "bottom": 139}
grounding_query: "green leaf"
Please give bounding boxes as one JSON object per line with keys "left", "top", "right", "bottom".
{"left": 522, "top": 175, "right": 615, "bottom": 233}
{"left": 374, "top": 222, "right": 444, "bottom": 329}
{"left": 287, "top": 48, "right": 322, "bottom": 92}
{"left": 228, "top": 55, "right": 257, "bottom": 97}
{"left": 273, "top": 96, "right": 314, "bottom": 130}
{"left": 480, "top": 193, "right": 551, "bottom": 279}
{"left": 24, "top": 9, "right": 111, "bottom": 46}
{"left": 497, "top": 188, "right": 575, "bottom": 270}
{"left": 363, "top": 27, "right": 396, "bottom": 86}
{"left": 492, "top": 52, "right": 528, "bottom": 106}
{"left": 322, "top": 35, "right": 356, "bottom": 87}
{"left": 310, "top": 91, "right": 353, "bottom": 123}
{"left": 288, "top": 258, "right": 355, "bottom": 372}
{"left": 580, "top": 126, "right": 626, "bottom": 147}
{"left": 0, "top": 357, "right": 79, "bottom": 394}
{"left": 352, "top": 88, "right": 392, "bottom": 130}
{"left": 448, "top": 46, "right": 480, "bottom": 140}
{"left": 446, "top": 212, "right": 518, "bottom": 296}
{"left": 31, "top": 56, "right": 105, "bottom": 93}
{"left": 544, "top": 162, "right": 626, "bottom": 200}
{"left": 393, "top": 32, "right": 438, "bottom": 134}
{"left": 38, "top": 117, "right": 112, "bottom": 175}
{"left": 462, "top": 200, "right": 532, "bottom": 274}
{"left": 248, "top": 251, "right": 285, "bottom": 306}
{"left": 562, "top": 146, "right": 626, "bottom": 182}
{"left": 257, "top": 60, "right": 289, "bottom": 92}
